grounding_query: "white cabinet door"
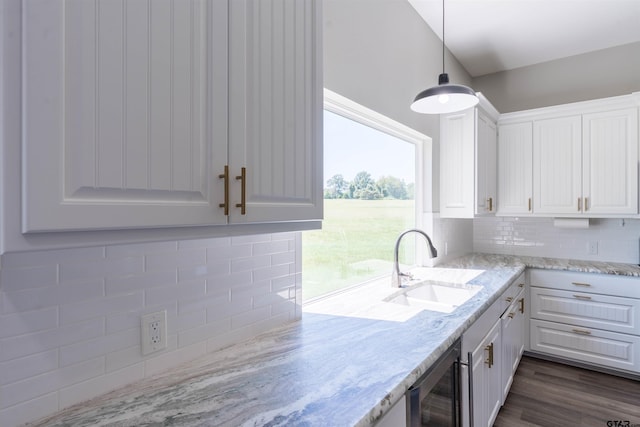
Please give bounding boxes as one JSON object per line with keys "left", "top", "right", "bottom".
{"left": 500, "top": 290, "right": 525, "bottom": 404}
{"left": 440, "top": 108, "right": 475, "bottom": 218}
{"left": 22, "top": 0, "right": 229, "bottom": 232}
{"left": 228, "top": 0, "right": 323, "bottom": 223}
{"left": 470, "top": 320, "right": 502, "bottom": 427}
{"left": 497, "top": 122, "right": 533, "bottom": 215}
{"left": 582, "top": 108, "right": 638, "bottom": 215}
{"left": 533, "top": 116, "right": 582, "bottom": 214}
{"left": 476, "top": 110, "right": 497, "bottom": 215}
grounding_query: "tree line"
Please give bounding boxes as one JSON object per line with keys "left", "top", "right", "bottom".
{"left": 324, "top": 172, "right": 414, "bottom": 200}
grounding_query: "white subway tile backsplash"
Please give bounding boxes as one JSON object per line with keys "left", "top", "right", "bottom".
{"left": 60, "top": 256, "right": 144, "bottom": 282}
{"left": 231, "top": 254, "right": 271, "bottom": 272}
{"left": 0, "top": 317, "right": 104, "bottom": 362}
{"left": 178, "top": 259, "right": 230, "bottom": 282}
{"left": 0, "top": 393, "right": 59, "bottom": 427}
{"left": 58, "top": 363, "right": 145, "bottom": 410}
{"left": 0, "top": 264, "right": 58, "bottom": 291}
{"left": 252, "top": 240, "right": 290, "bottom": 256}
{"left": 143, "top": 341, "right": 207, "bottom": 378}
{"left": 59, "top": 292, "right": 144, "bottom": 325}
{"left": 106, "top": 270, "right": 176, "bottom": 296}
{"left": 59, "top": 328, "right": 139, "bottom": 367}
{"left": 1, "top": 356, "right": 104, "bottom": 409}
{"left": 474, "top": 217, "right": 640, "bottom": 264}
{"left": 145, "top": 248, "right": 206, "bottom": 272}
{"left": 206, "top": 244, "right": 252, "bottom": 261}
{"left": 144, "top": 279, "right": 206, "bottom": 308}
{"left": 0, "top": 349, "right": 58, "bottom": 386}
{"left": 0, "top": 307, "right": 58, "bottom": 338}
{"left": 0, "top": 232, "right": 301, "bottom": 426}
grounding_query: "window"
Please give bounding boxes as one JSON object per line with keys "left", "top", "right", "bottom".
{"left": 302, "top": 90, "right": 431, "bottom": 302}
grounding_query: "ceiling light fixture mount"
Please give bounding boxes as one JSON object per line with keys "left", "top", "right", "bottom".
{"left": 411, "top": 0, "right": 479, "bottom": 114}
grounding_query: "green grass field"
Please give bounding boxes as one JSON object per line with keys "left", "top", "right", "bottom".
{"left": 302, "top": 199, "right": 415, "bottom": 301}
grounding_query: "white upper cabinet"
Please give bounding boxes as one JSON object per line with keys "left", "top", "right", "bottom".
{"left": 533, "top": 115, "right": 582, "bottom": 214}
{"left": 21, "top": 0, "right": 322, "bottom": 233}
{"left": 440, "top": 94, "right": 499, "bottom": 218}
{"left": 23, "top": 0, "right": 229, "bottom": 232}
{"left": 497, "top": 122, "right": 533, "bottom": 215}
{"left": 229, "top": 0, "right": 323, "bottom": 224}
{"left": 582, "top": 108, "right": 638, "bottom": 215}
{"left": 498, "top": 94, "right": 639, "bottom": 217}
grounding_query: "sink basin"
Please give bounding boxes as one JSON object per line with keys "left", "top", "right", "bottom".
{"left": 385, "top": 281, "right": 482, "bottom": 313}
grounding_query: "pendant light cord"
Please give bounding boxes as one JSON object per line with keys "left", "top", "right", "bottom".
{"left": 442, "top": 0, "right": 445, "bottom": 74}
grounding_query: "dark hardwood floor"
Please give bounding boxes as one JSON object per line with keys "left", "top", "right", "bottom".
{"left": 494, "top": 356, "right": 640, "bottom": 427}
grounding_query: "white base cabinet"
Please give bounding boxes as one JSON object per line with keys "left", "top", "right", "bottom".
{"left": 461, "top": 273, "right": 525, "bottom": 427}
{"left": 529, "top": 269, "right": 640, "bottom": 374}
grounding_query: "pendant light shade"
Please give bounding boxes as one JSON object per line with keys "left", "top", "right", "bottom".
{"left": 411, "top": 0, "right": 479, "bottom": 115}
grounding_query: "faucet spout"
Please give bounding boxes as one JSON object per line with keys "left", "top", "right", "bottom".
{"left": 392, "top": 229, "right": 438, "bottom": 287}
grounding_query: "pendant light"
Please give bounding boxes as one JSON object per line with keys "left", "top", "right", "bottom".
{"left": 411, "top": 0, "right": 479, "bottom": 114}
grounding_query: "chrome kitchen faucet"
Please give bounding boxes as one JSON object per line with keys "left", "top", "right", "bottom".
{"left": 392, "top": 229, "right": 438, "bottom": 287}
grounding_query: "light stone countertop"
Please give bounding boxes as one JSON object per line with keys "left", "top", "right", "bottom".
{"left": 28, "top": 254, "right": 640, "bottom": 427}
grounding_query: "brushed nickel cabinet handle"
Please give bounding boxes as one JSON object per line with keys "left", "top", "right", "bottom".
{"left": 235, "top": 167, "right": 246, "bottom": 215}
{"left": 508, "top": 312, "right": 515, "bottom": 319}
{"left": 573, "top": 294, "right": 592, "bottom": 300}
{"left": 584, "top": 197, "right": 588, "bottom": 211}
{"left": 218, "top": 165, "right": 230, "bottom": 216}
{"left": 488, "top": 197, "right": 493, "bottom": 212}
{"left": 506, "top": 296, "right": 514, "bottom": 303}
{"left": 519, "top": 297, "right": 525, "bottom": 313}
{"left": 572, "top": 328, "right": 592, "bottom": 335}
{"left": 572, "top": 282, "right": 591, "bottom": 287}
{"left": 578, "top": 197, "right": 582, "bottom": 211}
{"left": 528, "top": 198, "right": 532, "bottom": 212}
{"left": 518, "top": 283, "right": 524, "bottom": 288}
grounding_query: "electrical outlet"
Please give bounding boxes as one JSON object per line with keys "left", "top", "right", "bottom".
{"left": 587, "top": 241, "right": 598, "bottom": 255}
{"left": 141, "top": 310, "right": 167, "bottom": 355}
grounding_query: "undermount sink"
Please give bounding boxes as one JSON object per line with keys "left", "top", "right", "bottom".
{"left": 384, "top": 281, "right": 482, "bottom": 313}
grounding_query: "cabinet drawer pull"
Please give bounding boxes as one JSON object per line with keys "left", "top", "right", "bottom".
{"left": 584, "top": 197, "right": 588, "bottom": 211}
{"left": 571, "top": 282, "right": 591, "bottom": 287}
{"left": 518, "top": 283, "right": 524, "bottom": 288}
{"left": 572, "top": 328, "right": 592, "bottom": 335}
{"left": 487, "top": 197, "right": 493, "bottom": 212}
{"left": 484, "top": 342, "right": 494, "bottom": 368}
{"left": 577, "top": 197, "right": 582, "bottom": 211}
{"left": 573, "top": 294, "right": 592, "bottom": 300}
{"left": 508, "top": 312, "right": 515, "bottom": 319}
{"left": 528, "top": 198, "right": 532, "bottom": 212}
{"left": 505, "top": 296, "right": 513, "bottom": 303}
{"left": 235, "top": 167, "right": 247, "bottom": 215}
{"left": 218, "top": 165, "right": 230, "bottom": 216}
{"left": 519, "top": 297, "right": 525, "bottom": 314}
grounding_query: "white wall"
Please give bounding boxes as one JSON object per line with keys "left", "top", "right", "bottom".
{"left": 474, "top": 217, "right": 640, "bottom": 265}
{"left": 0, "top": 233, "right": 301, "bottom": 427}
{"left": 324, "top": 0, "right": 475, "bottom": 255}
{"left": 473, "top": 42, "right": 640, "bottom": 113}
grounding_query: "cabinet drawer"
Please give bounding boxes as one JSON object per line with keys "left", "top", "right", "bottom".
{"left": 530, "top": 287, "right": 640, "bottom": 335}
{"left": 500, "top": 273, "right": 526, "bottom": 314}
{"left": 529, "top": 269, "right": 640, "bottom": 299}
{"left": 530, "top": 319, "right": 640, "bottom": 373}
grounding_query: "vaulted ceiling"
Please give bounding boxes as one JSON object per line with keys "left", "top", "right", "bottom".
{"left": 408, "top": 0, "right": 640, "bottom": 77}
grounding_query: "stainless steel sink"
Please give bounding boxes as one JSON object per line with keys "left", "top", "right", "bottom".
{"left": 384, "top": 281, "right": 482, "bottom": 313}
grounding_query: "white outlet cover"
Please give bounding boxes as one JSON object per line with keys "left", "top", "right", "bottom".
{"left": 141, "top": 310, "right": 167, "bottom": 356}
